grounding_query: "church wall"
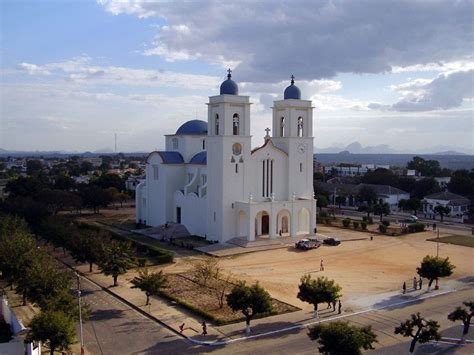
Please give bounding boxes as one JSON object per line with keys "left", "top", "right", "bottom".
{"left": 145, "top": 154, "right": 165, "bottom": 226}
{"left": 165, "top": 135, "right": 206, "bottom": 163}
{"left": 174, "top": 192, "right": 207, "bottom": 237}
{"left": 162, "top": 165, "right": 186, "bottom": 223}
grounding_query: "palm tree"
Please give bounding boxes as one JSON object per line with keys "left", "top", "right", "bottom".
{"left": 131, "top": 269, "right": 167, "bottom": 305}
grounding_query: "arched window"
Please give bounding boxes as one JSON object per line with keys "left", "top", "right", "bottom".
{"left": 202, "top": 139, "right": 205, "bottom": 150}
{"left": 297, "top": 117, "right": 303, "bottom": 137}
{"left": 215, "top": 114, "right": 219, "bottom": 135}
{"left": 280, "top": 117, "right": 285, "bottom": 136}
{"left": 233, "top": 113, "right": 240, "bottom": 135}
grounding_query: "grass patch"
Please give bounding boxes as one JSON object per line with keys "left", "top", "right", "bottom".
{"left": 427, "top": 235, "right": 474, "bottom": 248}
{"left": 160, "top": 274, "right": 299, "bottom": 325}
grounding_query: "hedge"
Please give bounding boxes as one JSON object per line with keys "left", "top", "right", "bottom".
{"left": 352, "top": 221, "right": 359, "bottom": 229}
{"left": 342, "top": 218, "right": 351, "bottom": 228}
{"left": 408, "top": 222, "right": 425, "bottom": 233}
{"left": 378, "top": 224, "right": 387, "bottom": 233}
{"left": 381, "top": 220, "right": 390, "bottom": 227}
{"left": 361, "top": 221, "right": 367, "bottom": 230}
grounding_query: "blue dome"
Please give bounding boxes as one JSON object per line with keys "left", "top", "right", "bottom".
{"left": 189, "top": 151, "right": 207, "bottom": 165}
{"left": 284, "top": 76, "right": 301, "bottom": 100}
{"left": 176, "top": 120, "right": 208, "bottom": 135}
{"left": 220, "top": 70, "right": 238, "bottom": 95}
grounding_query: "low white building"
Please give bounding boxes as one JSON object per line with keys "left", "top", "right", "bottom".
{"left": 136, "top": 73, "right": 317, "bottom": 243}
{"left": 329, "top": 164, "right": 390, "bottom": 177}
{"left": 422, "top": 191, "right": 470, "bottom": 217}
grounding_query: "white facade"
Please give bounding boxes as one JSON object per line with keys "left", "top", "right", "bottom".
{"left": 136, "top": 74, "right": 317, "bottom": 243}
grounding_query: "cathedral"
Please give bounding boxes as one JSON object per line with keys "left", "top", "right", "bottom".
{"left": 136, "top": 71, "right": 317, "bottom": 243}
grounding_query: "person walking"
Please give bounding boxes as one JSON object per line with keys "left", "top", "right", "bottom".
{"left": 338, "top": 300, "right": 342, "bottom": 314}
{"left": 413, "top": 276, "right": 417, "bottom": 290}
{"left": 179, "top": 323, "right": 185, "bottom": 333}
{"left": 418, "top": 278, "right": 423, "bottom": 290}
{"left": 332, "top": 300, "right": 337, "bottom": 312}
{"left": 402, "top": 281, "right": 406, "bottom": 294}
{"left": 320, "top": 259, "right": 324, "bottom": 271}
{"left": 201, "top": 321, "right": 207, "bottom": 336}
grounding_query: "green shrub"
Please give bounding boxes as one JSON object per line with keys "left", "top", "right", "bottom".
{"left": 352, "top": 221, "right": 359, "bottom": 229}
{"left": 407, "top": 222, "right": 425, "bottom": 233}
{"left": 381, "top": 220, "right": 390, "bottom": 227}
{"left": 342, "top": 218, "right": 351, "bottom": 228}
{"left": 361, "top": 221, "right": 367, "bottom": 230}
{"left": 378, "top": 224, "right": 387, "bottom": 233}
{"left": 147, "top": 246, "right": 174, "bottom": 264}
{"left": 137, "top": 257, "right": 147, "bottom": 267}
{"left": 325, "top": 217, "right": 332, "bottom": 225}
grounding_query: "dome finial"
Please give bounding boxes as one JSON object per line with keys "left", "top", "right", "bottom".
{"left": 291, "top": 74, "right": 295, "bottom": 85}
{"left": 227, "top": 68, "right": 232, "bottom": 79}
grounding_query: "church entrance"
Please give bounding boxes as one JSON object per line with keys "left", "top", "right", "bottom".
{"left": 261, "top": 215, "right": 269, "bottom": 235}
{"left": 176, "top": 207, "right": 181, "bottom": 224}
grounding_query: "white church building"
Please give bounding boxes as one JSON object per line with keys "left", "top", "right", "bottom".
{"left": 136, "top": 72, "right": 317, "bottom": 243}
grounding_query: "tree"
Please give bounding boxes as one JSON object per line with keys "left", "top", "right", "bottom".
{"left": 226, "top": 281, "right": 273, "bottom": 334}
{"left": 80, "top": 160, "right": 94, "bottom": 174}
{"left": 448, "top": 301, "right": 473, "bottom": 342}
{"left": 98, "top": 239, "right": 135, "bottom": 286}
{"left": 335, "top": 195, "right": 346, "bottom": 209}
{"left": 417, "top": 255, "right": 455, "bottom": 291}
{"left": 394, "top": 313, "right": 441, "bottom": 353}
{"left": 357, "top": 186, "right": 377, "bottom": 206}
{"left": 53, "top": 175, "right": 76, "bottom": 191}
{"left": 297, "top": 275, "right": 342, "bottom": 318}
{"left": 70, "top": 230, "right": 109, "bottom": 272}
{"left": 26, "top": 311, "right": 76, "bottom": 355}
{"left": 193, "top": 257, "right": 232, "bottom": 308}
{"left": 35, "top": 189, "right": 75, "bottom": 215}
{"left": 26, "top": 159, "right": 43, "bottom": 175}
{"left": 410, "top": 178, "right": 441, "bottom": 199}
{"left": 434, "top": 205, "right": 451, "bottom": 222}
{"left": 448, "top": 170, "right": 474, "bottom": 197}
{"left": 406, "top": 198, "right": 422, "bottom": 215}
{"left": 80, "top": 185, "right": 113, "bottom": 213}
{"left": 362, "top": 168, "right": 399, "bottom": 187}
{"left": 407, "top": 156, "right": 442, "bottom": 177}
{"left": 131, "top": 269, "right": 167, "bottom": 305}
{"left": 308, "top": 321, "right": 377, "bottom": 355}
{"left": 358, "top": 205, "right": 374, "bottom": 218}
{"left": 94, "top": 173, "right": 125, "bottom": 191}
{"left": 5, "top": 176, "right": 48, "bottom": 197}
{"left": 316, "top": 195, "right": 328, "bottom": 212}
{"left": 373, "top": 202, "right": 390, "bottom": 222}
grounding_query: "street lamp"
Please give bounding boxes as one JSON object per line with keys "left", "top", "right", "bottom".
{"left": 435, "top": 228, "right": 440, "bottom": 290}
{"left": 76, "top": 271, "right": 85, "bottom": 355}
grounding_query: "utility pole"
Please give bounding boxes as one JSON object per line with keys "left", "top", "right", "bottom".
{"left": 76, "top": 272, "right": 84, "bottom": 355}
{"left": 114, "top": 133, "right": 117, "bottom": 153}
{"left": 435, "top": 228, "right": 440, "bottom": 290}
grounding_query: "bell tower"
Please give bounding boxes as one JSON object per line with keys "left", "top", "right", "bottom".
{"left": 271, "top": 76, "right": 314, "bottom": 200}
{"left": 206, "top": 70, "right": 252, "bottom": 242}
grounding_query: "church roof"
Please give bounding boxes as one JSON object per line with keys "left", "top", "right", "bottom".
{"left": 157, "top": 151, "right": 184, "bottom": 164}
{"left": 423, "top": 191, "right": 470, "bottom": 205}
{"left": 189, "top": 151, "right": 207, "bottom": 165}
{"left": 175, "top": 120, "right": 208, "bottom": 135}
{"left": 251, "top": 139, "right": 288, "bottom": 156}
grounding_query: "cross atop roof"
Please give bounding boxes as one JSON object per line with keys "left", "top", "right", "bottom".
{"left": 291, "top": 74, "right": 295, "bottom": 84}
{"left": 227, "top": 68, "right": 232, "bottom": 78}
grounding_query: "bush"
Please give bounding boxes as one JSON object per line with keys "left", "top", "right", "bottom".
{"left": 408, "top": 222, "right": 425, "bottom": 233}
{"left": 137, "top": 257, "right": 147, "bottom": 267}
{"left": 381, "top": 220, "right": 390, "bottom": 227}
{"left": 147, "top": 246, "right": 174, "bottom": 264}
{"left": 320, "top": 210, "right": 328, "bottom": 218}
{"left": 367, "top": 216, "right": 373, "bottom": 224}
{"left": 378, "top": 224, "right": 387, "bottom": 233}
{"left": 361, "top": 221, "right": 367, "bottom": 230}
{"left": 352, "top": 221, "right": 359, "bottom": 229}
{"left": 325, "top": 217, "right": 332, "bottom": 225}
{"left": 342, "top": 218, "right": 351, "bottom": 228}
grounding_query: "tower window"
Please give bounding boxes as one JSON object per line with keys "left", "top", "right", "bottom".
{"left": 215, "top": 114, "right": 219, "bottom": 135}
{"left": 202, "top": 139, "right": 205, "bottom": 150}
{"left": 300, "top": 163, "right": 303, "bottom": 172}
{"left": 233, "top": 113, "right": 240, "bottom": 135}
{"left": 152, "top": 165, "right": 159, "bottom": 180}
{"left": 235, "top": 164, "right": 238, "bottom": 173}
{"left": 297, "top": 117, "right": 304, "bottom": 137}
{"left": 280, "top": 117, "right": 285, "bottom": 136}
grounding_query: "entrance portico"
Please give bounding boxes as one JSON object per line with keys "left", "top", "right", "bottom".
{"left": 235, "top": 198, "right": 316, "bottom": 241}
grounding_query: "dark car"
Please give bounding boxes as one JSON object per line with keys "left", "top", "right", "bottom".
{"left": 323, "top": 237, "right": 341, "bottom": 246}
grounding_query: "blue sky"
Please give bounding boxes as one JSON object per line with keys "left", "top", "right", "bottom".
{"left": 1, "top": 0, "right": 473, "bottom": 154}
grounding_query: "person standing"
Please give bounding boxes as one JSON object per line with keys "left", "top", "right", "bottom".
{"left": 332, "top": 300, "right": 337, "bottom": 312}
{"left": 419, "top": 278, "right": 423, "bottom": 290}
{"left": 402, "top": 282, "right": 406, "bottom": 294}
{"left": 202, "top": 321, "right": 207, "bottom": 336}
{"left": 413, "top": 276, "right": 417, "bottom": 290}
{"left": 338, "top": 300, "right": 342, "bottom": 314}
{"left": 320, "top": 259, "right": 324, "bottom": 271}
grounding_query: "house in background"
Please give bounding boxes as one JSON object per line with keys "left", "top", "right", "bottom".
{"left": 422, "top": 191, "right": 470, "bottom": 218}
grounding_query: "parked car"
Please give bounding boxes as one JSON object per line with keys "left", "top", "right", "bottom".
{"left": 323, "top": 237, "right": 341, "bottom": 246}
{"left": 295, "top": 239, "right": 321, "bottom": 250}
{"left": 308, "top": 237, "right": 323, "bottom": 245}
{"left": 409, "top": 215, "right": 419, "bottom": 222}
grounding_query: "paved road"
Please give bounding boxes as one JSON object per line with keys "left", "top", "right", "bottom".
{"left": 204, "top": 287, "right": 473, "bottom": 354}
{"left": 77, "top": 277, "right": 189, "bottom": 355}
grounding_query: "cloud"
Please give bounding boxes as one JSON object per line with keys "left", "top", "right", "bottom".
{"left": 369, "top": 70, "right": 474, "bottom": 112}
{"left": 99, "top": 0, "right": 474, "bottom": 82}
{"left": 17, "top": 62, "right": 51, "bottom": 75}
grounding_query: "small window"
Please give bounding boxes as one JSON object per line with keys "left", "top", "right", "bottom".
{"left": 202, "top": 139, "right": 206, "bottom": 150}
{"left": 300, "top": 163, "right": 303, "bottom": 172}
{"left": 215, "top": 114, "right": 219, "bottom": 135}
{"left": 235, "top": 164, "right": 238, "bottom": 173}
{"left": 280, "top": 117, "right": 285, "bottom": 136}
{"left": 152, "top": 165, "right": 159, "bottom": 180}
{"left": 213, "top": 212, "right": 216, "bottom": 221}
{"left": 202, "top": 174, "right": 207, "bottom": 185}
{"left": 172, "top": 138, "right": 178, "bottom": 149}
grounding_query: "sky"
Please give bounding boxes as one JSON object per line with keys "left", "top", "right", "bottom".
{"left": 1, "top": 0, "right": 473, "bottom": 154}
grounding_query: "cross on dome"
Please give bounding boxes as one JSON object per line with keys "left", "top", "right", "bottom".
{"left": 227, "top": 68, "right": 232, "bottom": 78}
{"left": 291, "top": 75, "right": 295, "bottom": 84}
{"left": 265, "top": 127, "right": 271, "bottom": 135}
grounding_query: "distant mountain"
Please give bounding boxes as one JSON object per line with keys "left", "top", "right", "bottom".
{"left": 315, "top": 142, "right": 472, "bottom": 155}
{"left": 432, "top": 151, "right": 466, "bottom": 156}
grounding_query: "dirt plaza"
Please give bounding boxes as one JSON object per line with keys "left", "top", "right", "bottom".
{"left": 163, "top": 226, "right": 474, "bottom": 311}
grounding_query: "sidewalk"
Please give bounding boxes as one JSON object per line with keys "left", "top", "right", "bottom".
{"left": 51, "top": 246, "right": 469, "bottom": 347}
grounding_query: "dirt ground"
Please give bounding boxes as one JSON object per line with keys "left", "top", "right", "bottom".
{"left": 163, "top": 226, "right": 474, "bottom": 311}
